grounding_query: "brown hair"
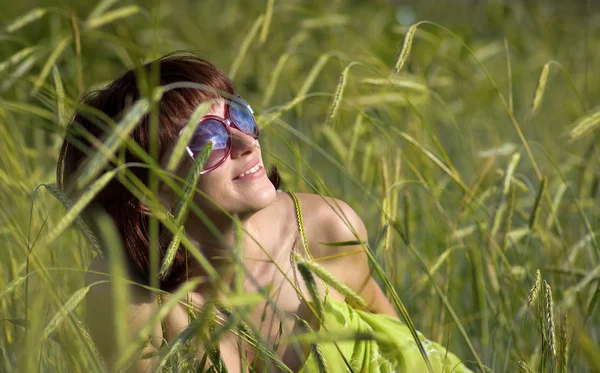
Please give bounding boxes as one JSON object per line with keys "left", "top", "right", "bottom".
{"left": 57, "top": 52, "right": 280, "bottom": 291}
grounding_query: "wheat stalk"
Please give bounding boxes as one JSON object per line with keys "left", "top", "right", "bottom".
{"left": 531, "top": 63, "right": 551, "bottom": 114}
{"left": 527, "top": 269, "right": 542, "bottom": 310}
{"left": 391, "top": 23, "right": 418, "bottom": 74}
{"left": 544, "top": 280, "right": 556, "bottom": 359}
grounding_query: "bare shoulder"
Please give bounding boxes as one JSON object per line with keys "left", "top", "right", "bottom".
{"left": 292, "top": 193, "right": 368, "bottom": 259}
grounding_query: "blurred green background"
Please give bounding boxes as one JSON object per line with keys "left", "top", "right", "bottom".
{"left": 1, "top": 0, "right": 599, "bottom": 372}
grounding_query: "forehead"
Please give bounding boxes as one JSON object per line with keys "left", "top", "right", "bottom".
{"left": 207, "top": 98, "right": 225, "bottom": 116}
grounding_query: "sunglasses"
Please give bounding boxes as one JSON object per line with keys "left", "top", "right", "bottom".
{"left": 180, "top": 95, "right": 259, "bottom": 174}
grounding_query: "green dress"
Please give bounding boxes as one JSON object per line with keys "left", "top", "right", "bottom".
{"left": 296, "top": 297, "right": 473, "bottom": 372}
{"left": 288, "top": 192, "right": 473, "bottom": 373}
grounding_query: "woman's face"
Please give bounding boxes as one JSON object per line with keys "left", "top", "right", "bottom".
{"left": 160, "top": 100, "right": 277, "bottom": 218}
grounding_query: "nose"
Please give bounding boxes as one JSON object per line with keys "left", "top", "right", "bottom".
{"left": 229, "top": 128, "right": 258, "bottom": 159}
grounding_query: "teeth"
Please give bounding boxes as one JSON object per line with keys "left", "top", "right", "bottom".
{"left": 239, "top": 165, "right": 260, "bottom": 177}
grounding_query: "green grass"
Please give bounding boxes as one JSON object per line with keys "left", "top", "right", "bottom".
{"left": 1, "top": 0, "right": 599, "bottom": 372}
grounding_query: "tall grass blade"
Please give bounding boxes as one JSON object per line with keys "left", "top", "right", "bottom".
{"left": 151, "top": 316, "right": 204, "bottom": 372}
{"left": 569, "top": 108, "right": 600, "bottom": 139}
{"left": 117, "top": 278, "right": 201, "bottom": 367}
{"left": 360, "top": 77, "right": 427, "bottom": 92}
{"left": 69, "top": 10, "right": 84, "bottom": 94}
{"left": 262, "top": 53, "right": 290, "bottom": 108}
{"left": 390, "top": 222, "right": 486, "bottom": 372}
{"left": 397, "top": 131, "right": 472, "bottom": 197}
{"left": 76, "top": 98, "right": 150, "bottom": 189}
{"left": 528, "top": 177, "right": 547, "bottom": 230}
{"left": 298, "top": 319, "right": 330, "bottom": 373}
{"left": 297, "top": 54, "right": 331, "bottom": 98}
{"left": 4, "top": 8, "right": 47, "bottom": 33}
{"left": 95, "top": 213, "right": 131, "bottom": 354}
{"left": 160, "top": 143, "right": 211, "bottom": 278}
{"left": 52, "top": 65, "right": 67, "bottom": 129}
{"left": 229, "top": 15, "right": 264, "bottom": 80}
{"left": 0, "top": 55, "right": 38, "bottom": 93}
{"left": 43, "top": 169, "right": 119, "bottom": 249}
{"left": 321, "top": 127, "right": 347, "bottom": 161}
{"left": 32, "top": 35, "right": 71, "bottom": 95}
{"left": 87, "top": 0, "right": 120, "bottom": 21}
{"left": 41, "top": 286, "right": 91, "bottom": 341}
{"left": 0, "top": 275, "right": 28, "bottom": 301}
{"left": 232, "top": 216, "right": 244, "bottom": 294}
{"left": 293, "top": 254, "right": 366, "bottom": 310}
{"left": 0, "top": 47, "right": 37, "bottom": 74}
{"left": 546, "top": 182, "right": 566, "bottom": 229}
{"left": 490, "top": 152, "right": 520, "bottom": 237}
{"left": 579, "top": 331, "right": 600, "bottom": 372}
{"left": 296, "top": 262, "right": 324, "bottom": 319}
{"left": 86, "top": 5, "right": 142, "bottom": 29}
{"left": 0, "top": 100, "right": 54, "bottom": 121}
{"left": 42, "top": 183, "right": 102, "bottom": 255}
{"left": 166, "top": 101, "right": 211, "bottom": 172}
{"left": 361, "top": 244, "right": 435, "bottom": 373}
{"left": 259, "top": 0, "right": 275, "bottom": 43}
{"left": 346, "top": 112, "right": 363, "bottom": 164}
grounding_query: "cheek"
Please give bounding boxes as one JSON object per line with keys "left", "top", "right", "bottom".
{"left": 193, "top": 172, "right": 232, "bottom": 207}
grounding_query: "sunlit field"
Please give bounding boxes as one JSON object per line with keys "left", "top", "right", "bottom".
{"left": 1, "top": 0, "right": 599, "bottom": 372}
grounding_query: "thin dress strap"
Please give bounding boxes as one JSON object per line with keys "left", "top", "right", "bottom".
{"left": 156, "top": 294, "right": 168, "bottom": 340}
{"left": 288, "top": 192, "right": 329, "bottom": 297}
{"left": 156, "top": 293, "right": 196, "bottom": 342}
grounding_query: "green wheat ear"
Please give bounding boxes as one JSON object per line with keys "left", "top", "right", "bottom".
{"left": 41, "top": 169, "right": 121, "bottom": 250}
{"left": 296, "top": 261, "right": 324, "bottom": 320}
{"left": 527, "top": 269, "right": 542, "bottom": 310}
{"left": 391, "top": 23, "right": 418, "bottom": 75}
{"left": 293, "top": 254, "right": 367, "bottom": 310}
{"left": 569, "top": 107, "right": 600, "bottom": 139}
{"left": 41, "top": 286, "right": 91, "bottom": 341}
{"left": 557, "top": 313, "right": 569, "bottom": 373}
{"left": 43, "top": 183, "right": 103, "bottom": 255}
{"left": 544, "top": 280, "right": 556, "bottom": 359}
{"left": 325, "top": 62, "right": 359, "bottom": 128}
{"left": 159, "top": 142, "right": 212, "bottom": 279}
{"left": 530, "top": 63, "right": 551, "bottom": 114}
{"left": 298, "top": 319, "right": 330, "bottom": 373}
{"left": 517, "top": 360, "right": 537, "bottom": 373}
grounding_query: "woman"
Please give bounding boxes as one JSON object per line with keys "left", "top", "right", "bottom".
{"left": 57, "top": 52, "right": 473, "bottom": 372}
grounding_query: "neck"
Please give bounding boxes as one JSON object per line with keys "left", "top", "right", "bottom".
{"left": 182, "top": 208, "right": 265, "bottom": 288}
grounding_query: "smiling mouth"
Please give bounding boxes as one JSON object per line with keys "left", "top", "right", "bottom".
{"left": 237, "top": 164, "right": 261, "bottom": 178}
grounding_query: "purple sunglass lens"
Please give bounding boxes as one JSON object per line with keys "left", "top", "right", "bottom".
{"left": 229, "top": 99, "right": 258, "bottom": 138}
{"left": 187, "top": 119, "right": 229, "bottom": 168}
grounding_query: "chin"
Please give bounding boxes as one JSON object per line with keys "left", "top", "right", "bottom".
{"left": 196, "top": 170, "right": 277, "bottom": 217}
{"left": 235, "top": 175, "right": 277, "bottom": 214}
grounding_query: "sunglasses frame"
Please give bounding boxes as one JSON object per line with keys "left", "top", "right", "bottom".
{"left": 180, "top": 95, "right": 259, "bottom": 174}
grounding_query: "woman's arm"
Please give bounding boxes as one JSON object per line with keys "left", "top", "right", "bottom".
{"left": 301, "top": 194, "right": 398, "bottom": 317}
{"left": 85, "top": 257, "right": 248, "bottom": 372}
